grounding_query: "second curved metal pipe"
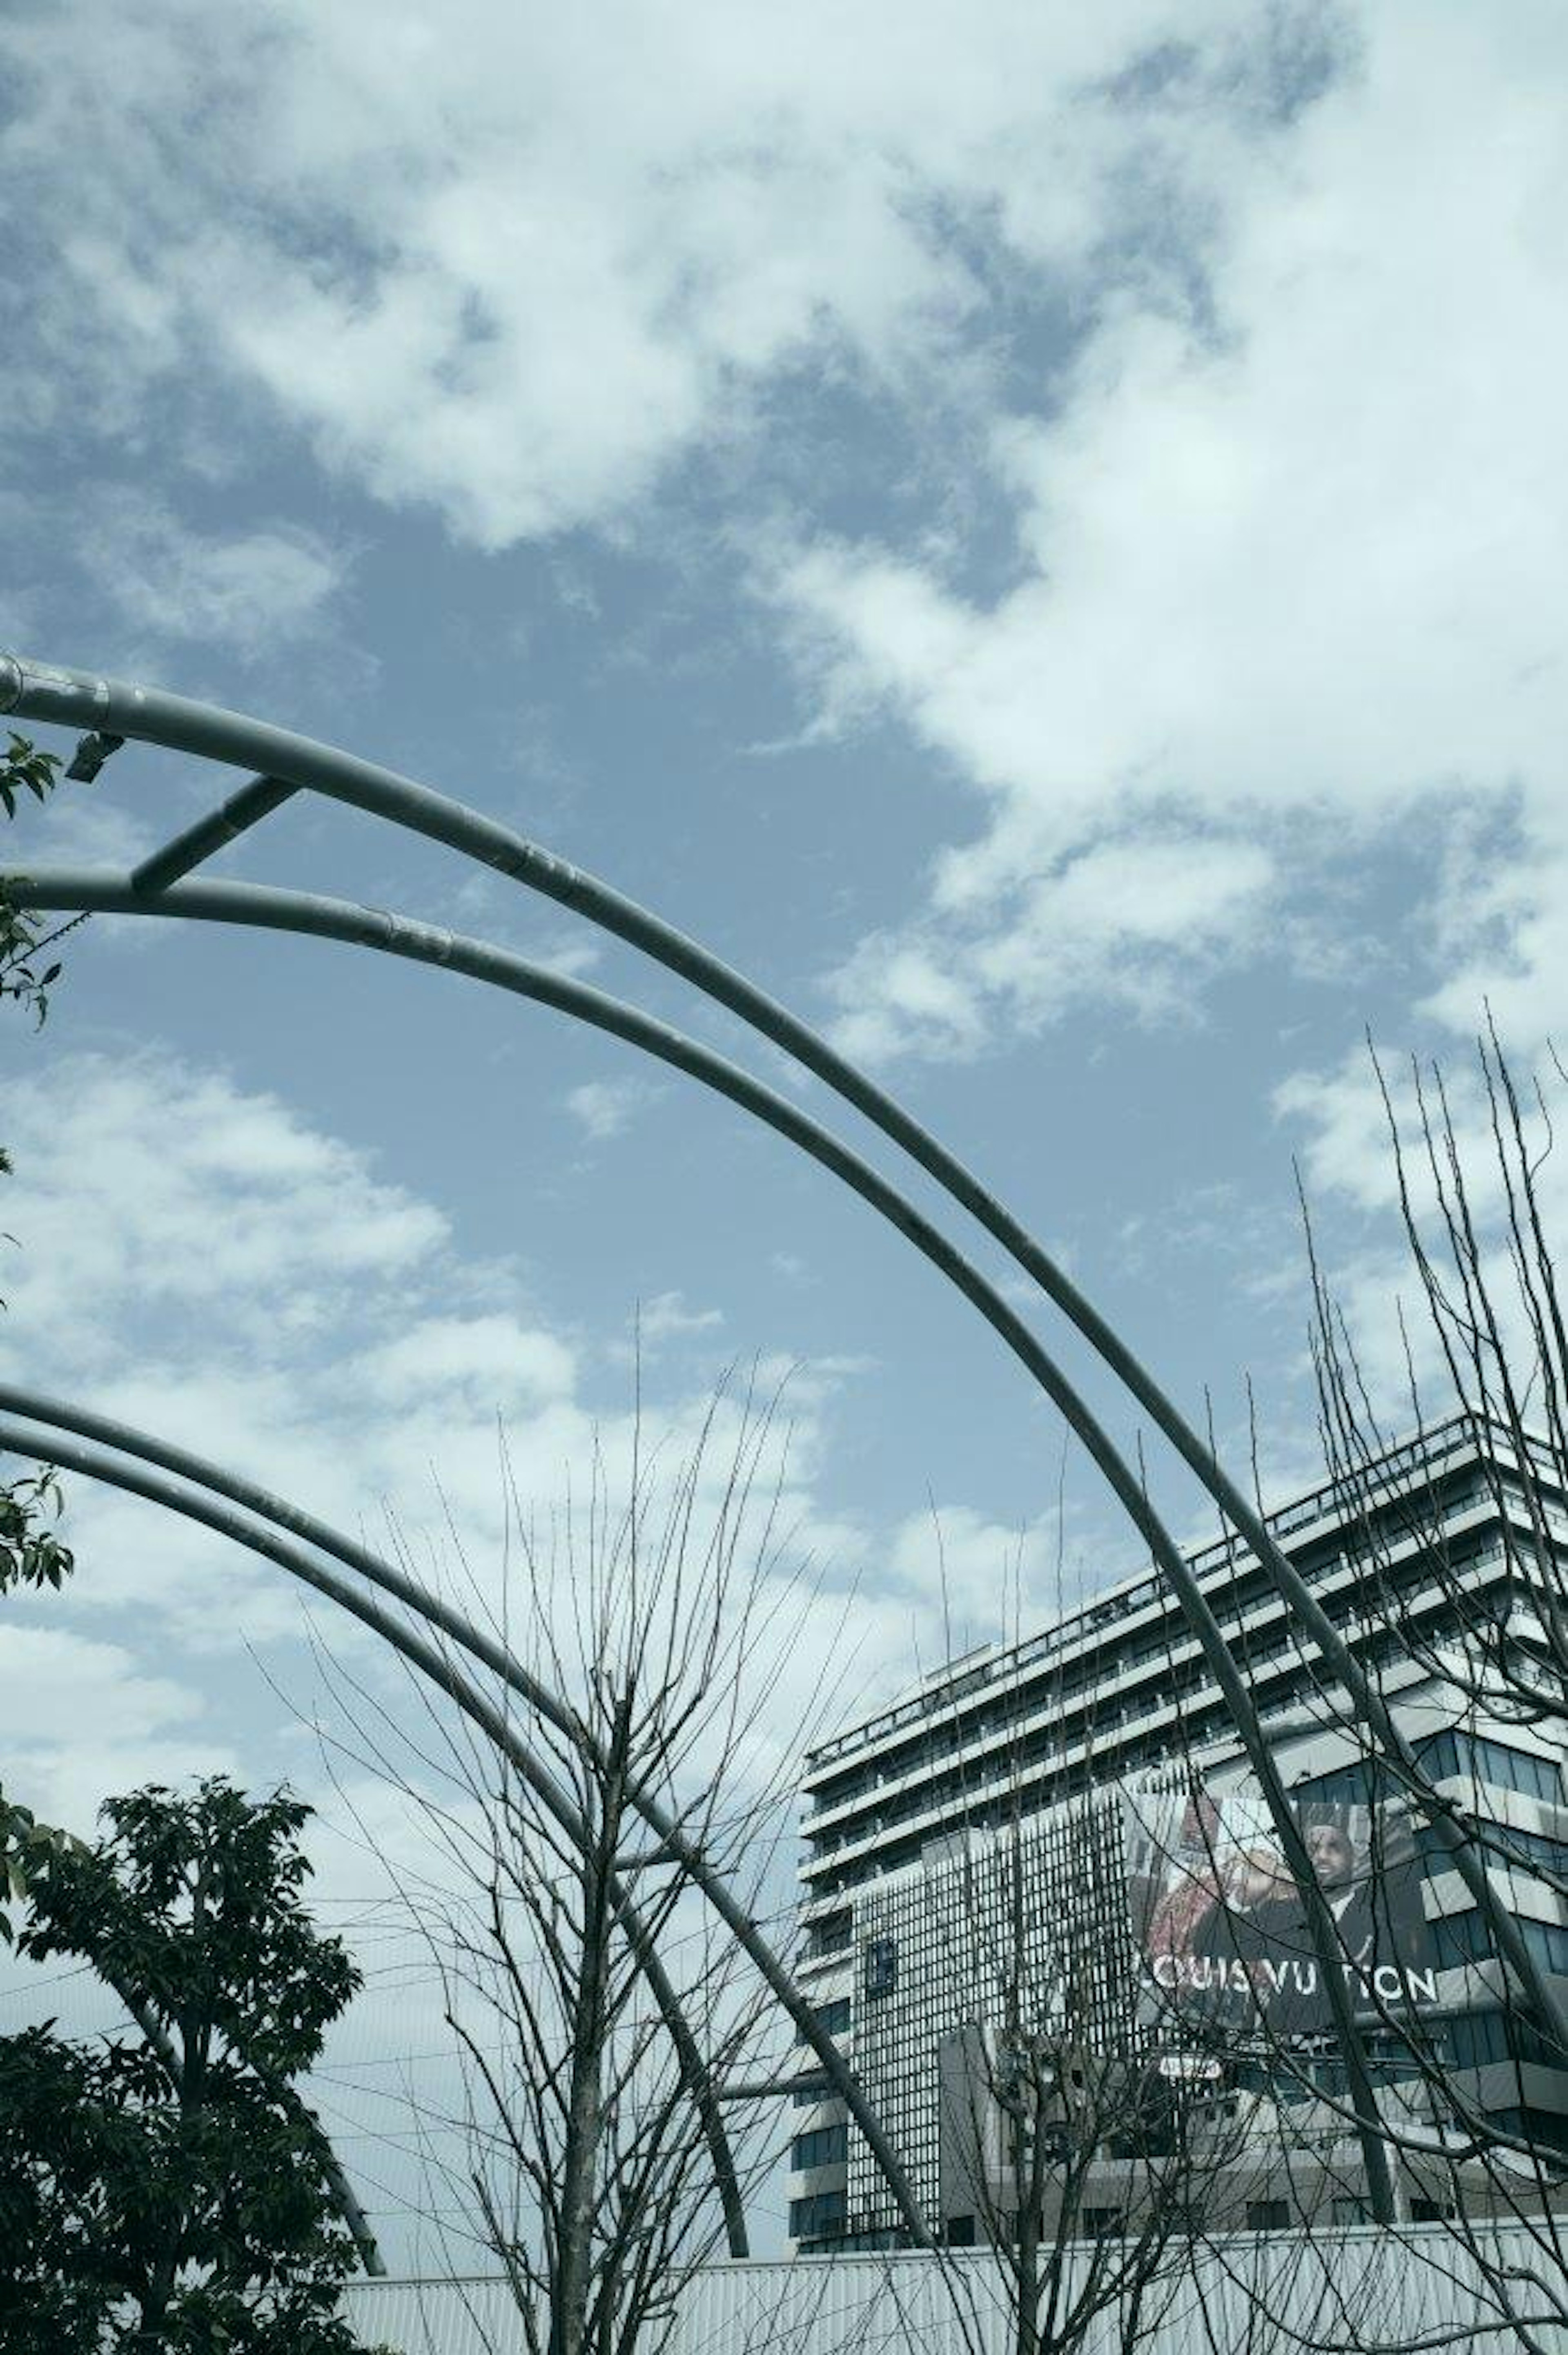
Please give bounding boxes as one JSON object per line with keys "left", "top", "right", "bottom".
{"left": 6, "top": 648, "right": 1552, "bottom": 2075}
{"left": 0, "top": 871, "right": 1403, "bottom": 2219}
{"left": 0, "top": 1411, "right": 751, "bottom": 2259}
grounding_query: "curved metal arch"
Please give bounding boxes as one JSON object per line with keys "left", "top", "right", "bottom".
{"left": 2, "top": 872, "right": 1410, "bottom": 2219}
{"left": 0, "top": 1408, "right": 757, "bottom": 2257}
{"left": 2, "top": 653, "right": 1555, "bottom": 2078}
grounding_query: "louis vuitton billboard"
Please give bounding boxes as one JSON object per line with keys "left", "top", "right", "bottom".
{"left": 1125, "top": 1781, "right": 1439, "bottom": 2041}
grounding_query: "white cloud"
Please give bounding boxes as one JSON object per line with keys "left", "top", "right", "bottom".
{"left": 352, "top": 1316, "right": 576, "bottom": 1412}
{"left": 0, "top": 1050, "right": 886, "bottom": 1705}
{"left": 829, "top": 832, "right": 1274, "bottom": 1061}
{"left": 1272, "top": 1017, "right": 1568, "bottom": 1435}
{"left": 564, "top": 1077, "right": 650, "bottom": 1142}
{"left": 86, "top": 493, "right": 346, "bottom": 654}
{"left": 0, "top": 1054, "right": 447, "bottom": 1378}
{"left": 628, "top": 1291, "right": 725, "bottom": 1351}
{"left": 9, "top": 3, "right": 1564, "bottom": 1097}
{"left": 6, "top": 0, "right": 1323, "bottom": 544}
{"left": 0, "top": 1622, "right": 235, "bottom": 1838}
{"left": 888, "top": 1502, "right": 1063, "bottom": 1645}
{"left": 0, "top": 1041, "right": 1072, "bottom": 1803}
{"left": 764, "top": 7, "right": 1568, "bottom": 1057}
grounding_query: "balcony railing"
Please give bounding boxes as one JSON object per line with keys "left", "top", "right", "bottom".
{"left": 804, "top": 1410, "right": 1550, "bottom": 1774}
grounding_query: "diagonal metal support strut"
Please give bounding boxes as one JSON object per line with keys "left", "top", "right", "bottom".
{"left": 131, "top": 774, "right": 301, "bottom": 894}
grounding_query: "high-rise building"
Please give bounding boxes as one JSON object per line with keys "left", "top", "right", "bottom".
{"left": 788, "top": 1413, "right": 1568, "bottom": 2251}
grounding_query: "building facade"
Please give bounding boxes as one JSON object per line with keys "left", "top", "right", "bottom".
{"left": 788, "top": 1412, "right": 1568, "bottom": 2251}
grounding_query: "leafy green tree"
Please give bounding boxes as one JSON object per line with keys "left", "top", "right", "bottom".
{"left": 1, "top": 732, "right": 67, "bottom": 1030}
{"left": 0, "top": 1780, "right": 388, "bottom": 2353}
{"left": 1, "top": 730, "right": 79, "bottom": 1911}
{"left": 0, "top": 743, "right": 75, "bottom": 1628}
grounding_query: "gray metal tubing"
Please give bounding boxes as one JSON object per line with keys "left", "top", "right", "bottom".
{"left": 130, "top": 774, "right": 299, "bottom": 893}
{"left": 0, "top": 1915, "right": 383, "bottom": 2275}
{"left": 0, "top": 872, "right": 1403, "bottom": 2217}
{"left": 0, "top": 1412, "right": 753, "bottom": 2259}
{"left": 124, "top": 1987, "right": 385, "bottom": 2277}
{"left": 4, "top": 650, "right": 1555, "bottom": 2082}
{"left": 2, "top": 655, "right": 1545, "bottom": 2063}
{"left": 717, "top": 2074, "right": 831, "bottom": 2103}
{"left": 0, "top": 1399, "right": 903, "bottom": 2241}
{"left": 0, "top": 1365, "right": 913, "bottom": 2242}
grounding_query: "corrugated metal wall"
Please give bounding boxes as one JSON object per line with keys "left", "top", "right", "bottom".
{"left": 341, "top": 2272, "right": 529, "bottom": 2353}
{"left": 341, "top": 2226, "right": 1568, "bottom": 2355}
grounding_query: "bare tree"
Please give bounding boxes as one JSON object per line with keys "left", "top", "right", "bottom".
{"left": 317, "top": 1378, "right": 853, "bottom": 2355}
{"left": 898, "top": 1425, "right": 1568, "bottom": 2355}
{"left": 1285, "top": 1020, "right": 1568, "bottom": 2343}
{"left": 840, "top": 1528, "right": 1287, "bottom": 2355}
{"left": 931, "top": 1813, "right": 1252, "bottom": 2355}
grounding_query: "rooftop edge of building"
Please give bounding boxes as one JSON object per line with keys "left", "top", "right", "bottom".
{"left": 803, "top": 1409, "right": 1551, "bottom": 1782}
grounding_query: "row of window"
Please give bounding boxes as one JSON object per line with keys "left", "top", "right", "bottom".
{"left": 940, "top": 2191, "right": 1434, "bottom": 2247}
{"left": 1447, "top": 2005, "right": 1568, "bottom": 2075}
{"left": 798, "top": 2227, "right": 911, "bottom": 2255}
{"left": 791, "top": 2124, "right": 848, "bottom": 2172}
{"left": 788, "top": 2190, "right": 846, "bottom": 2241}
{"left": 813, "top": 1471, "right": 1459, "bottom": 1798}
{"left": 1431, "top": 1909, "right": 1568, "bottom": 1977}
{"left": 1419, "top": 1730, "right": 1563, "bottom": 1805}
{"left": 811, "top": 1444, "right": 1548, "bottom": 1822}
{"left": 1417, "top": 1820, "right": 1568, "bottom": 1878}
{"left": 1486, "top": 2105, "right": 1568, "bottom": 2153}
{"left": 1297, "top": 1729, "right": 1564, "bottom": 1813}
{"left": 817, "top": 1530, "right": 1532, "bottom": 1839}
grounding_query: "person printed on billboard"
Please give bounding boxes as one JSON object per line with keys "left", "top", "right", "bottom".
{"left": 1188, "top": 1844, "right": 1297, "bottom": 2030}
{"left": 1128, "top": 1786, "right": 1223, "bottom": 1968}
{"left": 1130, "top": 1784, "right": 1437, "bottom": 2042}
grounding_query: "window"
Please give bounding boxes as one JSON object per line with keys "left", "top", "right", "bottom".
{"left": 791, "top": 2123, "right": 848, "bottom": 2172}
{"left": 1409, "top": 2199, "right": 1454, "bottom": 2223}
{"left": 1486, "top": 2106, "right": 1568, "bottom": 2154}
{"left": 789, "top": 2190, "right": 847, "bottom": 2241}
{"left": 807, "top": 1909, "right": 853, "bottom": 1958}
{"left": 1448, "top": 2008, "right": 1508, "bottom": 2070}
{"left": 1418, "top": 1821, "right": 1568, "bottom": 1878}
{"left": 1332, "top": 2197, "right": 1370, "bottom": 2226}
{"left": 1448, "top": 2006, "right": 1568, "bottom": 2074}
{"left": 1417, "top": 1731, "right": 1563, "bottom": 1806}
{"left": 1245, "top": 2199, "right": 1291, "bottom": 2233}
{"left": 1494, "top": 1826, "right": 1568, "bottom": 1875}
{"left": 1432, "top": 1909, "right": 1491, "bottom": 1969}
{"left": 864, "top": 1934, "right": 898, "bottom": 1999}
{"left": 945, "top": 2214, "right": 976, "bottom": 2248}
{"left": 1524, "top": 1917, "right": 1568, "bottom": 1976}
{"left": 1082, "top": 2206, "right": 1124, "bottom": 2239}
{"left": 794, "top": 1996, "right": 851, "bottom": 2045}
{"left": 1434, "top": 1911, "right": 1568, "bottom": 1976}
{"left": 1295, "top": 1760, "right": 1391, "bottom": 1809}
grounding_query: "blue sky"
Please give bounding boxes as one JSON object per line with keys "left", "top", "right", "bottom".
{"left": 2, "top": 0, "right": 1566, "bottom": 2263}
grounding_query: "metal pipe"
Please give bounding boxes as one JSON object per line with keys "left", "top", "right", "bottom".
{"left": 0, "top": 1362, "right": 915, "bottom": 2238}
{"left": 0, "top": 1893, "right": 383, "bottom": 2278}
{"left": 130, "top": 775, "right": 299, "bottom": 893}
{"left": 4, "top": 649, "right": 1556, "bottom": 2092}
{"left": 718, "top": 2075, "right": 831, "bottom": 2103}
{"left": 122, "top": 1985, "right": 386, "bottom": 2277}
{"left": 0, "top": 871, "right": 1405, "bottom": 2219}
{"left": 0, "top": 1412, "right": 753, "bottom": 2258}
